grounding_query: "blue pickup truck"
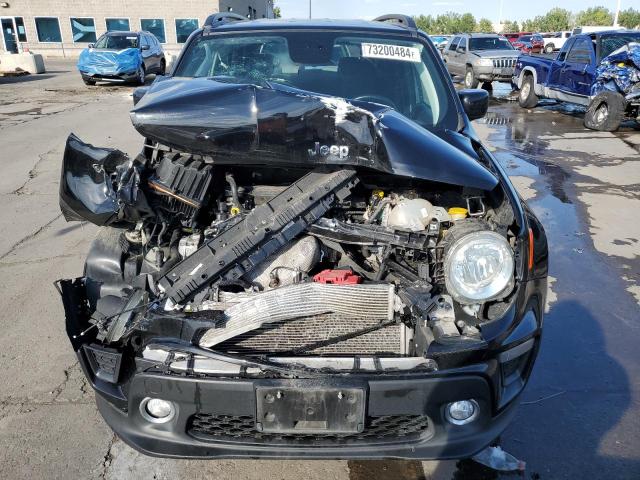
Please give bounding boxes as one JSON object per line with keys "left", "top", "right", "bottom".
{"left": 513, "top": 30, "right": 640, "bottom": 131}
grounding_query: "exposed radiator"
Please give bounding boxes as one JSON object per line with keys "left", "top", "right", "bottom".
{"left": 198, "top": 282, "right": 396, "bottom": 348}
{"left": 216, "top": 313, "right": 403, "bottom": 355}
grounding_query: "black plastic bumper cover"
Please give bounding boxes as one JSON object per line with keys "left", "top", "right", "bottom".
{"left": 94, "top": 367, "right": 520, "bottom": 460}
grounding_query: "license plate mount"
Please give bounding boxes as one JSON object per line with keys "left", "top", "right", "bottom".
{"left": 255, "top": 386, "right": 365, "bottom": 434}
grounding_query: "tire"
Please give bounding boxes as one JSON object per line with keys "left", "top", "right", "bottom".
{"left": 584, "top": 91, "right": 625, "bottom": 132}
{"left": 545, "top": 43, "right": 555, "bottom": 54}
{"left": 518, "top": 74, "right": 538, "bottom": 109}
{"left": 159, "top": 59, "right": 166, "bottom": 75}
{"left": 464, "top": 66, "right": 479, "bottom": 89}
{"left": 481, "top": 81, "right": 493, "bottom": 91}
{"left": 136, "top": 65, "right": 146, "bottom": 85}
{"left": 83, "top": 78, "right": 96, "bottom": 86}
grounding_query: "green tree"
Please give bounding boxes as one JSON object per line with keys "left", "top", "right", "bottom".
{"left": 476, "top": 18, "right": 494, "bottom": 33}
{"left": 273, "top": 6, "right": 281, "bottom": 18}
{"left": 618, "top": 8, "right": 640, "bottom": 29}
{"left": 459, "top": 13, "right": 476, "bottom": 33}
{"left": 575, "top": 6, "right": 613, "bottom": 26}
{"left": 414, "top": 14, "right": 434, "bottom": 33}
{"left": 501, "top": 20, "right": 520, "bottom": 33}
{"left": 540, "top": 8, "right": 571, "bottom": 31}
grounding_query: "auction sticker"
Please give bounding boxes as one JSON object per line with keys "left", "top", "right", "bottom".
{"left": 362, "top": 43, "right": 421, "bottom": 62}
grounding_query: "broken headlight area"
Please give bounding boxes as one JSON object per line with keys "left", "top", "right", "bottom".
{"left": 58, "top": 134, "right": 527, "bottom": 381}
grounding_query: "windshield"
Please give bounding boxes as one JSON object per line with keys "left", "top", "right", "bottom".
{"left": 600, "top": 34, "right": 640, "bottom": 59}
{"left": 174, "top": 32, "right": 458, "bottom": 131}
{"left": 469, "top": 37, "right": 513, "bottom": 50}
{"left": 94, "top": 34, "right": 138, "bottom": 50}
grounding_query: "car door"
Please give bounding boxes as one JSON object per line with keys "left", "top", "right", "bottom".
{"left": 150, "top": 35, "right": 163, "bottom": 73}
{"left": 444, "top": 36, "right": 460, "bottom": 74}
{"left": 563, "top": 37, "right": 595, "bottom": 99}
{"left": 547, "top": 37, "right": 575, "bottom": 93}
{"left": 140, "top": 34, "right": 154, "bottom": 72}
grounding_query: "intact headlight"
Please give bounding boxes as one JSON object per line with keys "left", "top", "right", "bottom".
{"left": 478, "top": 58, "right": 494, "bottom": 67}
{"left": 444, "top": 230, "right": 514, "bottom": 305}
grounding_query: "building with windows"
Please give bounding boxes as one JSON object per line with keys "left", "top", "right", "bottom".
{"left": 0, "top": 0, "right": 274, "bottom": 56}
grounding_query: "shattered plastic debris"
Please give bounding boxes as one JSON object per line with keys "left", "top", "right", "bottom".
{"left": 591, "top": 42, "right": 640, "bottom": 96}
{"left": 472, "top": 446, "right": 526, "bottom": 472}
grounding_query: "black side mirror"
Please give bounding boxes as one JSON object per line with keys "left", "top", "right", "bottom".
{"left": 458, "top": 89, "right": 489, "bottom": 121}
{"left": 141, "top": 45, "right": 150, "bottom": 51}
{"left": 88, "top": 43, "right": 94, "bottom": 48}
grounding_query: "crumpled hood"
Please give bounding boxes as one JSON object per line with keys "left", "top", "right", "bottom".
{"left": 77, "top": 48, "right": 141, "bottom": 74}
{"left": 130, "top": 77, "right": 497, "bottom": 191}
{"left": 473, "top": 50, "right": 520, "bottom": 58}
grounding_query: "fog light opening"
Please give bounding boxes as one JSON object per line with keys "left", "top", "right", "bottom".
{"left": 140, "top": 397, "right": 176, "bottom": 424}
{"left": 445, "top": 400, "right": 479, "bottom": 425}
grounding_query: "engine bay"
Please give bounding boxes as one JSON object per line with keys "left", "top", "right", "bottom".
{"left": 61, "top": 138, "right": 521, "bottom": 369}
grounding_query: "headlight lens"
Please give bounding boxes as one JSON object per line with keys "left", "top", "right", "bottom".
{"left": 444, "top": 230, "right": 514, "bottom": 304}
{"left": 478, "top": 58, "right": 494, "bottom": 66}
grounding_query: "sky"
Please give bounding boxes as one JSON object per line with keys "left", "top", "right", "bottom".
{"left": 276, "top": 0, "right": 633, "bottom": 24}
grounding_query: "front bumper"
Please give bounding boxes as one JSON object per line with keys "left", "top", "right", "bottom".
{"left": 79, "top": 70, "right": 138, "bottom": 83}
{"left": 474, "top": 65, "right": 516, "bottom": 83}
{"left": 94, "top": 365, "right": 523, "bottom": 460}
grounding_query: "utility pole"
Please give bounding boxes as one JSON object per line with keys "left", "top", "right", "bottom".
{"left": 613, "top": 0, "right": 621, "bottom": 27}
{"left": 309, "top": 0, "right": 312, "bottom": 19}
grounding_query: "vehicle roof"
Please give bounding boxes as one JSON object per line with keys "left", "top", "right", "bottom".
{"left": 105, "top": 31, "right": 140, "bottom": 36}
{"left": 457, "top": 33, "right": 503, "bottom": 38}
{"left": 205, "top": 18, "right": 415, "bottom": 35}
{"left": 588, "top": 29, "right": 640, "bottom": 37}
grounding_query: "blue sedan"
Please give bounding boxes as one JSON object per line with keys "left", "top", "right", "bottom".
{"left": 77, "top": 31, "right": 165, "bottom": 86}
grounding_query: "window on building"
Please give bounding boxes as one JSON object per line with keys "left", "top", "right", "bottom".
{"left": 70, "top": 17, "right": 97, "bottom": 43}
{"left": 35, "top": 17, "right": 62, "bottom": 43}
{"left": 105, "top": 18, "right": 130, "bottom": 32}
{"left": 14, "top": 17, "right": 27, "bottom": 42}
{"left": 175, "top": 19, "right": 198, "bottom": 43}
{"left": 140, "top": 19, "right": 165, "bottom": 43}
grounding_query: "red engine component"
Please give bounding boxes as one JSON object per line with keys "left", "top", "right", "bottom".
{"left": 313, "top": 269, "right": 362, "bottom": 285}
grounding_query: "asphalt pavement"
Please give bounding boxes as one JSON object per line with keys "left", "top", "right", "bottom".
{"left": 0, "top": 60, "right": 638, "bottom": 479}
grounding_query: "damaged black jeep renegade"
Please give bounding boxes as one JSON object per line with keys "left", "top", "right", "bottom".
{"left": 57, "top": 14, "right": 548, "bottom": 460}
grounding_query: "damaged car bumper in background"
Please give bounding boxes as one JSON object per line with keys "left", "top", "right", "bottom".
{"left": 57, "top": 19, "right": 547, "bottom": 460}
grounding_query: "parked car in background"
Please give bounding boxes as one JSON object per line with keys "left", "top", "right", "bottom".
{"left": 513, "top": 30, "right": 640, "bottom": 131}
{"left": 541, "top": 31, "right": 572, "bottom": 54}
{"left": 443, "top": 33, "right": 520, "bottom": 88}
{"left": 77, "top": 31, "right": 166, "bottom": 86}
{"left": 503, "top": 32, "right": 531, "bottom": 44}
{"left": 430, "top": 34, "right": 452, "bottom": 51}
{"left": 513, "top": 34, "right": 544, "bottom": 54}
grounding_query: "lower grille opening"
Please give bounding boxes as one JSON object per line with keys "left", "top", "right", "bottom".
{"left": 188, "top": 414, "right": 432, "bottom": 446}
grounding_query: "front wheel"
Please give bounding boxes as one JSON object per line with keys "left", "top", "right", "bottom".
{"left": 584, "top": 91, "right": 625, "bottom": 132}
{"left": 544, "top": 44, "right": 555, "bottom": 54}
{"left": 518, "top": 75, "right": 538, "bottom": 109}
{"left": 464, "top": 67, "right": 479, "bottom": 89}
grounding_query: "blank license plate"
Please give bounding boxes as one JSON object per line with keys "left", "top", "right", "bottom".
{"left": 255, "top": 386, "right": 365, "bottom": 434}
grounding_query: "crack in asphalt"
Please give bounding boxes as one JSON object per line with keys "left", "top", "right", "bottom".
{"left": 0, "top": 99, "right": 90, "bottom": 130}
{"left": 0, "top": 253, "right": 83, "bottom": 268}
{"left": 100, "top": 433, "right": 118, "bottom": 479}
{"left": 0, "top": 213, "right": 63, "bottom": 261}
{"left": 10, "top": 146, "right": 57, "bottom": 195}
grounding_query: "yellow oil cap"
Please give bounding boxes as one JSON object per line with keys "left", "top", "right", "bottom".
{"left": 448, "top": 207, "right": 468, "bottom": 220}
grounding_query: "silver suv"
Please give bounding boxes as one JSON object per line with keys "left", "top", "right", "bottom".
{"left": 443, "top": 33, "right": 519, "bottom": 88}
